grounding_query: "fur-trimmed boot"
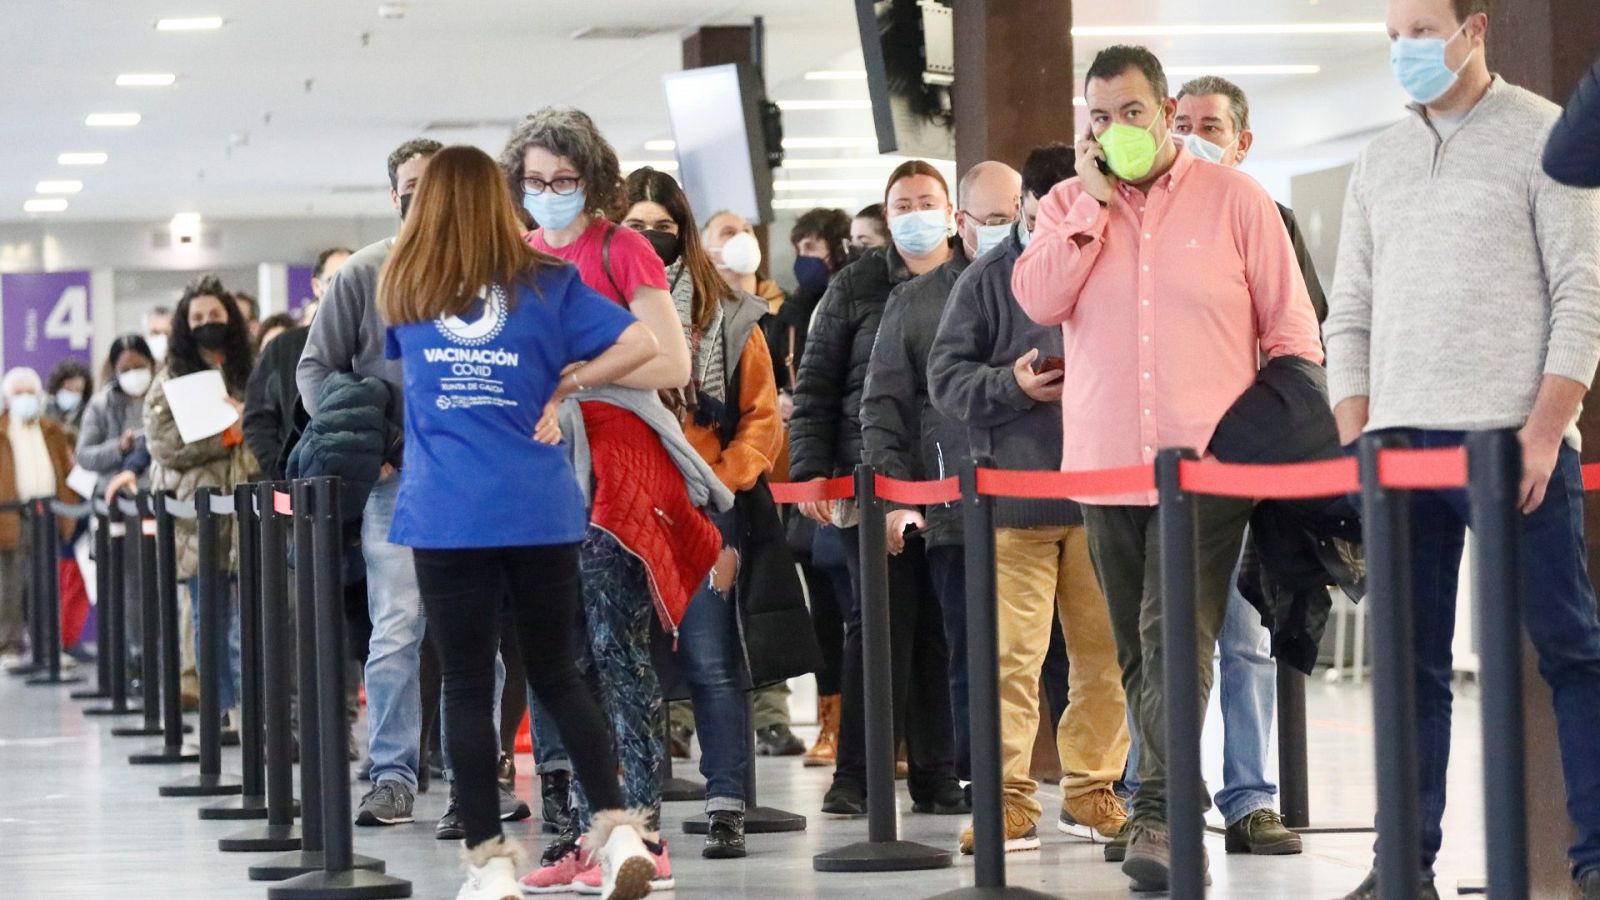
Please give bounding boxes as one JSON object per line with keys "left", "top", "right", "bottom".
{"left": 457, "top": 835, "right": 526, "bottom": 900}
{"left": 585, "top": 808, "right": 657, "bottom": 900}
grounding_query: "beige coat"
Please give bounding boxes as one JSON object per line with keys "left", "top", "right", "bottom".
{"left": 143, "top": 369, "right": 258, "bottom": 580}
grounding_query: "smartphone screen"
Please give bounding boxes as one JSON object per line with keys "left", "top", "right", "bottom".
{"left": 1036, "top": 355, "right": 1065, "bottom": 374}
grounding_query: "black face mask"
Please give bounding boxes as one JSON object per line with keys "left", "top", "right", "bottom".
{"left": 399, "top": 192, "right": 414, "bottom": 222}
{"left": 844, "top": 244, "right": 868, "bottom": 266}
{"left": 642, "top": 228, "right": 682, "bottom": 268}
{"left": 192, "top": 322, "right": 230, "bottom": 350}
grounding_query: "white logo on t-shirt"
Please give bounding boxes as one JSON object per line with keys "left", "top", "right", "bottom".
{"left": 435, "top": 284, "right": 508, "bottom": 347}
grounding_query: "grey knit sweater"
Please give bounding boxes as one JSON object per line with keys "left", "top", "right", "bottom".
{"left": 1325, "top": 77, "right": 1600, "bottom": 448}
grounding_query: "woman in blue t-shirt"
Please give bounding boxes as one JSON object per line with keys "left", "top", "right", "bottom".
{"left": 378, "top": 144, "right": 660, "bottom": 900}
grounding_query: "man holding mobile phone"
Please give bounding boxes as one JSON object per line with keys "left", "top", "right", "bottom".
{"left": 1012, "top": 46, "right": 1322, "bottom": 892}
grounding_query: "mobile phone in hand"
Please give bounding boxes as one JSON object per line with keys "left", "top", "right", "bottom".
{"left": 1035, "top": 355, "right": 1065, "bottom": 374}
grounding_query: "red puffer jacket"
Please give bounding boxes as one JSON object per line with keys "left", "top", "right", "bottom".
{"left": 581, "top": 402, "right": 720, "bottom": 636}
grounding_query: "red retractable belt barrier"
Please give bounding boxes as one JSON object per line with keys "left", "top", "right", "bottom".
{"left": 1377, "top": 446, "right": 1469, "bottom": 490}
{"left": 976, "top": 463, "right": 1156, "bottom": 500}
{"left": 1584, "top": 463, "right": 1600, "bottom": 492}
{"left": 768, "top": 476, "right": 854, "bottom": 505}
{"left": 1179, "top": 458, "right": 1359, "bottom": 499}
{"left": 875, "top": 474, "right": 960, "bottom": 506}
{"left": 272, "top": 491, "right": 294, "bottom": 516}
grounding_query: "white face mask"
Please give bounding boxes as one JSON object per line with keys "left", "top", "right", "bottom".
{"left": 118, "top": 367, "right": 153, "bottom": 397}
{"left": 1182, "top": 133, "right": 1239, "bottom": 165}
{"left": 54, "top": 389, "right": 82, "bottom": 413}
{"left": 8, "top": 393, "right": 41, "bottom": 423}
{"left": 718, "top": 231, "right": 763, "bottom": 276}
{"left": 145, "top": 333, "right": 169, "bottom": 363}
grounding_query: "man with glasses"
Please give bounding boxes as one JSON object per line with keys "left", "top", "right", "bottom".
{"left": 299, "top": 246, "right": 353, "bottom": 326}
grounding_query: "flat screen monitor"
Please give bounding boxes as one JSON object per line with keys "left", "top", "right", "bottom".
{"left": 661, "top": 63, "right": 775, "bottom": 225}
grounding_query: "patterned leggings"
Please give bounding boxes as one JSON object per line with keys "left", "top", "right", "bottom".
{"left": 567, "top": 527, "right": 663, "bottom": 830}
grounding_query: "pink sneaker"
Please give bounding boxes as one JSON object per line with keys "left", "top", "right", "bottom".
{"left": 574, "top": 837, "right": 672, "bottom": 894}
{"left": 520, "top": 836, "right": 595, "bottom": 894}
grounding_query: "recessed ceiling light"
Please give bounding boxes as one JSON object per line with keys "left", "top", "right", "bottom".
{"left": 1072, "top": 23, "right": 1383, "bottom": 37}
{"left": 772, "top": 197, "right": 867, "bottom": 210}
{"left": 776, "top": 100, "right": 873, "bottom": 111}
{"left": 116, "top": 73, "right": 177, "bottom": 87}
{"left": 24, "top": 198, "right": 69, "bottom": 213}
{"left": 86, "top": 113, "right": 141, "bottom": 127}
{"left": 643, "top": 139, "right": 677, "bottom": 152}
{"left": 58, "top": 152, "right": 108, "bottom": 166}
{"left": 778, "top": 157, "right": 913, "bottom": 170}
{"left": 805, "top": 70, "right": 868, "bottom": 81}
{"left": 774, "top": 179, "right": 886, "bottom": 191}
{"left": 36, "top": 180, "right": 84, "bottom": 194}
{"left": 1164, "top": 64, "right": 1321, "bottom": 75}
{"left": 618, "top": 160, "right": 679, "bottom": 172}
{"left": 156, "top": 16, "right": 224, "bottom": 31}
{"left": 781, "top": 137, "right": 879, "bottom": 149}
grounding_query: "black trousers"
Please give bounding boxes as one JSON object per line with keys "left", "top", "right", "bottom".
{"left": 835, "top": 527, "right": 957, "bottom": 800}
{"left": 414, "top": 543, "right": 623, "bottom": 847}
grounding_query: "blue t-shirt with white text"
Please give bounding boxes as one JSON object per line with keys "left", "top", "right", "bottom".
{"left": 385, "top": 264, "right": 635, "bottom": 549}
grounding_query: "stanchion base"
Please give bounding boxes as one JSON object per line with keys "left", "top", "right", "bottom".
{"left": 200, "top": 794, "right": 299, "bottom": 820}
{"left": 70, "top": 687, "right": 110, "bottom": 700}
{"left": 683, "top": 806, "right": 807, "bottom": 834}
{"left": 129, "top": 744, "right": 199, "bottom": 765}
{"left": 220, "top": 728, "right": 240, "bottom": 747}
{"left": 1457, "top": 877, "right": 1486, "bottom": 895}
{"left": 250, "top": 850, "right": 385, "bottom": 881}
{"left": 109, "top": 722, "right": 164, "bottom": 737}
{"left": 160, "top": 772, "right": 244, "bottom": 797}
{"left": 813, "top": 840, "right": 953, "bottom": 873}
{"left": 25, "top": 672, "right": 83, "bottom": 686}
{"left": 220, "top": 822, "right": 303, "bottom": 853}
{"left": 662, "top": 776, "right": 706, "bottom": 802}
{"left": 83, "top": 704, "right": 142, "bottom": 717}
{"left": 925, "top": 886, "right": 1060, "bottom": 899}
{"left": 5, "top": 663, "right": 44, "bottom": 677}
{"left": 267, "top": 868, "right": 412, "bottom": 899}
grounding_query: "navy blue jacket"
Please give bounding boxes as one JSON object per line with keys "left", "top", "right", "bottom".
{"left": 1544, "top": 55, "right": 1600, "bottom": 188}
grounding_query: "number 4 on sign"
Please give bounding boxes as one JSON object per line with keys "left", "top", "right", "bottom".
{"left": 44, "top": 286, "right": 92, "bottom": 350}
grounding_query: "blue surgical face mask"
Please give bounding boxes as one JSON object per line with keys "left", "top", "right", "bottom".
{"left": 523, "top": 188, "right": 588, "bottom": 232}
{"left": 54, "top": 389, "right": 82, "bottom": 413}
{"left": 974, "top": 222, "right": 1014, "bottom": 257}
{"left": 1182, "top": 133, "right": 1237, "bottom": 165}
{"left": 1018, "top": 219, "right": 1033, "bottom": 251}
{"left": 1391, "top": 20, "right": 1474, "bottom": 106}
{"left": 889, "top": 209, "right": 950, "bottom": 256}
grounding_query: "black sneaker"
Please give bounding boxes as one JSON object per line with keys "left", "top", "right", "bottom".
{"left": 821, "top": 779, "right": 866, "bottom": 816}
{"left": 1337, "top": 869, "right": 1440, "bottom": 900}
{"left": 355, "top": 779, "right": 415, "bottom": 826}
{"left": 702, "top": 810, "right": 747, "bottom": 860}
{"left": 436, "top": 783, "right": 465, "bottom": 841}
{"left": 911, "top": 780, "right": 970, "bottom": 815}
{"left": 755, "top": 724, "right": 806, "bottom": 756}
{"left": 499, "top": 781, "right": 532, "bottom": 822}
{"left": 540, "top": 771, "right": 573, "bottom": 834}
{"left": 1225, "top": 808, "right": 1303, "bottom": 855}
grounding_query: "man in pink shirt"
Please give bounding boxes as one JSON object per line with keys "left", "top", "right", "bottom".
{"left": 1011, "top": 45, "right": 1323, "bottom": 891}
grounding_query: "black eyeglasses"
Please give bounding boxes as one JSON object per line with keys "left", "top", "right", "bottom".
{"left": 522, "top": 176, "right": 582, "bottom": 196}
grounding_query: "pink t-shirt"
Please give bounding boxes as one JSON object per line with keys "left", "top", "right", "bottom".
{"left": 529, "top": 218, "right": 669, "bottom": 307}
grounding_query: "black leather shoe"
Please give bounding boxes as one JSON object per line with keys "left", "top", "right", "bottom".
{"left": 702, "top": 810, "right": 747, "bottom": 859}
{"left": 911, "top": 780, "right": 970, "bottom": 815}
{"left": 821, "top": 779, "right": 867, "bottom": 816}
{"left": 540, "top": 771, "right": 573, "bottom": 834}
{"left": 435, "top": 783, "right": 465, "bottom": 841}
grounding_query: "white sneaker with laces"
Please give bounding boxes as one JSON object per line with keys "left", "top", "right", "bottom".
{"left": 588, "top": 809, "right": 655, "bottom": 900}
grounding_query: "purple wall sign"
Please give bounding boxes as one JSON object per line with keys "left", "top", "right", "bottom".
{"left": 1, "top": 271, "right": 94, "bottom": 376}
{"left": 286, "top": 264, "right": 317, "bottom": 320}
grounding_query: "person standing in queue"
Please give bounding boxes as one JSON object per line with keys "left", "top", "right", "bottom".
{"left": 500, "top": 106, "right": 712, "bottom": 897}
{"left": 379, "top": 144, "right": 659, "bottom": 900}
{"left": 789, "top": 160, "right": 967, "bottom": 819}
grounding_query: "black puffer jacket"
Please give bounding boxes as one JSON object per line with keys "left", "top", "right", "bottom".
{"left": 287, "top": 372, "right": 401, "bottom": 526}
{"left": 788, "top": 243, "right": 921, "bottom": 482}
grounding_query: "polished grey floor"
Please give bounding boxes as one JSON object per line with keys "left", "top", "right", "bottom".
{"left": 0, "top": 670, "right": 1496, "bottom": 899}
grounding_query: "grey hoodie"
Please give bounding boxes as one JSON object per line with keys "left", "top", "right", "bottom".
{"left": 559, "top": 385, "right": 734, "bottom": 514}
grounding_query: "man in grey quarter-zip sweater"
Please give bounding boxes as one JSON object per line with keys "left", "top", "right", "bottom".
{"left": 1325, "top": 1, "right": 1600, "bottom": 897}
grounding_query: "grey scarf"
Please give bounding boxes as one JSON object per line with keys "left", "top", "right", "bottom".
{"left": 668, "top": 263, "right": 726, "bottom": 404}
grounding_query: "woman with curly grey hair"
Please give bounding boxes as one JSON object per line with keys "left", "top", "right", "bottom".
{"left": 502, "top": 107, "right": 713, "bottom": 896}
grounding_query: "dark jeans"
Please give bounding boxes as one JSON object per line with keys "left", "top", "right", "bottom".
{"left": 807, "top": 526, "right": 850, "bottom": 696}
{"left": 836, "top": 526, "right": 958, "bottom": 799}
{"left": 413, "top": 543, "right": 623, "bottom": 848}
{"left": 926, "top": 544, "right": 971, "bottom": 781}
{"left": 1395, "top": 430, "right": 1600, "bottom": 878}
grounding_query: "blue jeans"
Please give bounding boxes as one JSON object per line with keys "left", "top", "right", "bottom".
{"left": 1398, "top": 430, "right": 1600, "bottom": 878}
{"left": 362, "top": 476, "right": 426, "bottom": 790}
{"left": 672, "top": 509, "right": 749, "bottom": 812}
{"left": 1215, "top": 562, "right": 1278, "bottom": 824}
{"left": 925, "top": 545, "right": 970, "bottom": 782}
{"left": 188, "top": 575, "right": 241, "bottom": 715}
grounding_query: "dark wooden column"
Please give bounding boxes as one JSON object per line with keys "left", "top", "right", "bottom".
{"left": 952, "top": 0, "right": 1076, "bottom": 173}
{"left": 1488, "top": 7, "right": 1600, "bottom": 898}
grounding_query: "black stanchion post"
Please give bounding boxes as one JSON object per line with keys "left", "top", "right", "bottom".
{"left": 1359, "top": 433, "right": 1421, "bottom": 900}
{"left": 813, "top": 464, "right": 952, "bottom": 874}
{"left": 661, "top": 705, "right": 707, "bottom": 802}
{"left": 133, "top": 492, "right": 201, "bottom": 767}
{"left": 26, "top": 499, "right": 80, "bottom": 686}
{"left": 111, "top": 494, "right": 165, "bottom": 737}
{"left": 203, "top": 483, "right": 270, "bottom": 818}
{"left": 928, "top": 457, "right": 1053, "bottom": 900}
{"left": 12, "top": 501, "right": 46, "bottom": 678}
{"left": 242, "top": 483, "right": 306, "bottom": 868}
{"left": 73, "top": 504, "right": 114, "bottom": 699}
{"left": 1277, "top": 662, "right": 1311, "bottom": 830}
{"left": 85, "top": 502, "right": 139, "bottom": 718}
{"left": 1155, "top": 448, "right": 1205, "bottom": 897}
{"left": 1468, "top": 429, "right": 1528, "bottom": 899}
{"left": 271, "top": 477, "right": 410, "bottom": 899}
{"left": 161, "top": 489, "right": 242, "bottom": 795}
{"left": 684, "top": 695, "right": 808, "bottom": 834}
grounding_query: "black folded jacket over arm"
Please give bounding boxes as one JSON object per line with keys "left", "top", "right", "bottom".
{"left": 1545, "top": 54, "right": 1600, "bottom": 188}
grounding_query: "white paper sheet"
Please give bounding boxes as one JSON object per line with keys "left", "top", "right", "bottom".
{"left": 162, "top": 370, "right": 238, "bottom": 445}
{"left": 65, "top": 465, "right": 98, "bottom": 500}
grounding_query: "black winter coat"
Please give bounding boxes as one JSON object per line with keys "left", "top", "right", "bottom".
{"left": 243, "top": 327, "right": 310, "bottom": 482}
{"left": 788, "top": 245, "right": 919, "bottom": 482}
{"left": 288, "top": 372, "right": 401, "bottom": 527}
{"left": 1209, "top": 356, "right": 1363, "bottom": 675}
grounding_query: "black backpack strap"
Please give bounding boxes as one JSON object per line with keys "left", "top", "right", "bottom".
{"left": 599, "top": 222, "right": 626, "bottom": 301}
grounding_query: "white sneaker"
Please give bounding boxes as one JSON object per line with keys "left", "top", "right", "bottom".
{"left": 457, "top": 856, "right": 520, "bottom": 900}
{"left": 1, "top": 651, "right": 26, "bottom": 671}
{"left": 588, "top": 810, "right": 655, "bottom": 900}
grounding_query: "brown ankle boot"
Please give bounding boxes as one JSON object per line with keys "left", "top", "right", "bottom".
{"left": 804, "top": 694, "right": 840, "bottom": 767}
